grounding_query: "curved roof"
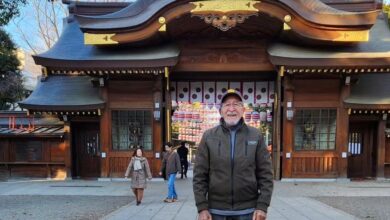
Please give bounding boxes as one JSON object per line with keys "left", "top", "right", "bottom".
{"left": 19, "top": 76, "right": 105, "bottom": 111}
{"left": 73, "top": 0, "right": 379, "bottom": 45}
{"left": 344, "top": 74, "right": 390, "bottom": 109}
{"left": 33, "top": 19, "right": 180, "bottom": 68}
{"left": 76, "top": 0, "right": 176, "bottom": 30}
{"left": 267, "top": 15, "right": 390, "bottom": 67}
{"left": 278, "top": 0, "right": 376, "bottom": 26}
{"left": 76, "top": 0, "right": 378, "bottom": 31}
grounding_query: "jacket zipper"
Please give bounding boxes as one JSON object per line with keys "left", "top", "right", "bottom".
{"left": 230, "top": 132, "right": 236, "bottom": 209}
{"left": 245, "top": 140, "right": 248, "bottom": 156}
{"left": 218, "top": 140, "right": 221, "bottom": 156}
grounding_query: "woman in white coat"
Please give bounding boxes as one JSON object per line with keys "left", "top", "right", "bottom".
{"left": 125, "top": 148, "right": 152, "bottom": 205}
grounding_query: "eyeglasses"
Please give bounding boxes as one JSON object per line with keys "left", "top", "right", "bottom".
{"left": 221, "top": 102, "right": 243, "bottom": 109}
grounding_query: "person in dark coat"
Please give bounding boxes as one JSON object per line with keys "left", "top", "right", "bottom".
{"left": 177, "top": 141, "right": 189, "bottom": 179}
{"left": 125, "top": 148, "right": 152, "bottom": 206}
{"left": 160, "top": 143, "right": 168, "bottom": 180}
{"left": 159, "top": 142, "right": 182, "bottom": 203}
{"left": 193, "top": 89, "right": 273, "bottom": 220}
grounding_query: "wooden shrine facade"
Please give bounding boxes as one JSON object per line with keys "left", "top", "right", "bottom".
{"left": 0, "top": 112, "right": 67, "bottom": 179}
{"left": 5, "top": 0, "right": 390, "bottom": 180}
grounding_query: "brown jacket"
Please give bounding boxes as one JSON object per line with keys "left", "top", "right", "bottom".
{"left": 161, "top": 151, "right": 181, "bottom": 179}
{"left": 125, "top": 156, "right": 152, "bottom": 189}
{"left": 193, "top": 119, "right": 273, "bottom": 213}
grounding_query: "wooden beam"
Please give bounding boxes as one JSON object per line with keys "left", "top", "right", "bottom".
{"left": 377, "top": 120, "right": 386, "bottom": 178}
{"left": 152, "top": 78, "right": 163, "bottom": 177}
{"left": 63, "top": 122, "right": 72, "bottom": 179}
{"left": 165, "top": 67, "right": 172, "bottom": 142}
{"left": 337, "top": 82, "right": 350, "bottom": 178}
{"left": 100, "top": 86, "right": 110, "bottom": 177}
{"left": 282, "top": 71, "right": 295, "bottom": 179}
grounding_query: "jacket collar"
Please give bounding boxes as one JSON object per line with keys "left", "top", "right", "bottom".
{"left": 220, "top": 117, "right": 246, "bottom": 132}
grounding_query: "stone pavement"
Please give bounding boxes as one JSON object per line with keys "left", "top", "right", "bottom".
{"left": 102, "top": 176, "right": 357, "bottom": 220}
{"left": 2, "top": 174, "right": 390, "bottom": 220}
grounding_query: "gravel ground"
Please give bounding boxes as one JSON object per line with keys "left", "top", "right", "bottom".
{"left": 0, "top": 195, "right": 131, "bottom": 220}
{"left": 312, "top": 196, "right": 390, "bottom": 220}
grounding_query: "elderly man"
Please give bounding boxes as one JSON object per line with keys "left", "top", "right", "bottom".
{"left": 193, "top": 89, "right": 273, "bottom": 220}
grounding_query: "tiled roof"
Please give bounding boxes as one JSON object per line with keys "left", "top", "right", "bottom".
{"left": 0, "top": 126, "right": 64, "bottom": 138}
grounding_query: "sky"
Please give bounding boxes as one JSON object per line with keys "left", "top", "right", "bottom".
{"left": 4, "top": 1, "right": 66, "bottom": 53}
{"left": 4, "top": 0, "right": 134, "bottom": 54}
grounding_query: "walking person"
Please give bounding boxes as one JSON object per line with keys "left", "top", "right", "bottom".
{"left": 193, "top": 89, "right": 274, "bottom": 220}
{"left": 159, "top": 142, "right": 182, "bottom": 203}
{"left": 161, "top": 144, "right": 168, "bottom": 180}
{"left": 125, "top": 147, "right": 152, "bottom": 206}
{"left": 177, "top": 141, "right": 189, "bottom": 179}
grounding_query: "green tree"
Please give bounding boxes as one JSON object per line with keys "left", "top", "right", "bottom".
{"left": 0, "top": 0, "right": 27, "bottom": 26}
{"left": 0, "top": 0, "right": 27, "bottom": 109}
{"left": 0, "top": 28, "right": 25, "bottom": 110}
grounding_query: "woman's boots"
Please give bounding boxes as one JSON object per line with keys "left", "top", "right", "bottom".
{"left": 133, "top": 189, "right": 144, "bottom": 206}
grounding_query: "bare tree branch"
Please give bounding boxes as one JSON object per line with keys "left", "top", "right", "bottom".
{"left": 11, "top": 20, "right": 39, "bottom": 54}
{"left": 10, "top": 0, "right": 130, "bottom": 53}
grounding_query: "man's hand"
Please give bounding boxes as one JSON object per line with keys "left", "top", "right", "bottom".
{"left": 252, "top": 210, "right": 267, "bottom": 220}
{"left": 198, "top": 210, "right": 212, "bottom": 220}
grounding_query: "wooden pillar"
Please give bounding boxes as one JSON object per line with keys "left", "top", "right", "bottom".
{"left": 63, "top": 122, "right": 72, "bottom": 179}
{"left": 377, "top": 119, "right": 386, "bottom": 178}
{"left": 100, "top": 87, "right": 110, "bottom": 177}
{"left": 337, "top": 83, "right": 350, "bottom": 178}
{"left": 165, "top": 67, "right": 172, "bottom": 142}
{"left": 282, "top": 73, "right": 294, "bottom": 178}
{"left": 152, "top": 77, "right": 163, "bottom": 177}
{"left": 273, "top": 66, "right": 283, "bottom": 179}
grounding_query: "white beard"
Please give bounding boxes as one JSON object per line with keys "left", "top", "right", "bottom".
{"left": 224, "top": 118, "right": 240, "bottom": 127}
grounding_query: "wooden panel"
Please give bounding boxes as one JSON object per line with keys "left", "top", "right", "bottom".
{"left": 109, "top": 81, "right": 154, "bottom": 109}
{"left": 293, "top": 79, "right": 340, "bottom": 103}
{"left": 10, "top": 166, "right": 47, "bottom": 178}
{"left": 50, "top": 141, "right": 66, "bottom": 162}
{"left": 0, "top": 140, "right": 9, "bottom": 161}
{"left": 109, "top": 156, "right": 130, "bottom": 177}
{"left": 108, "top": 155, "right": 156, "bottom": 178}
{"left": 291, "top": 155, "right": 339, "bottom": 177}
{"left": 176, "top": 40, "right": 274, "bottom": 72}
{"left": 294, "top": 101, "right": 339, "bottom": 108}
{"left": 0, "top": 139, "right": 64, "bottom": 178}
{"left": 385, "top": 138, "right": 390, "bottom": 178}
{"left": 14, "top": 141, "right": 43, "bottom": 161}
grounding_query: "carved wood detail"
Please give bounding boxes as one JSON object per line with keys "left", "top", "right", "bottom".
{"left": 192, "top": 13, "right": 258, "bottom": 31}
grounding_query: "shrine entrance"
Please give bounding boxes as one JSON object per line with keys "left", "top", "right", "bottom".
{"left": 347, "top": 121, "right": 377, "bottom": 179}
{"left": 72, "top": 123, "right": 101, "bottom": 178}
